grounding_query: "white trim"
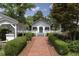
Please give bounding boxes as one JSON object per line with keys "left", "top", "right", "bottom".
{"left": 15, "top": 24, "right": 17, "bottom": 38}
{"left": 0, "top": 21, "right": 17, "bottom": 40}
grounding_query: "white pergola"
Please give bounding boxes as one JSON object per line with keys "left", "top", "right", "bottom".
{"left": 0, "top": 13, "right": 18, "bottom": 38}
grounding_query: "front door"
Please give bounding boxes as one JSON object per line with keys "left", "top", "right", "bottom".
{"left": 39, "top": 27, "right": 43, "bottom": 33}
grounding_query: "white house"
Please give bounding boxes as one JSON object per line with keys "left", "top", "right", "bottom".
{"left": 32, "top": 18, "right": 51, "bottom": 36}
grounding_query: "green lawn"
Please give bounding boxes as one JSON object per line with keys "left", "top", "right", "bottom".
{"left": 66, "top": 52, "right": 79, "bottom": 56}
{"left": 0, "top": 49, "right": 5, "bottom": 56}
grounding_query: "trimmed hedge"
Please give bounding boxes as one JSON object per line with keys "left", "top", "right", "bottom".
{"left": 4, "top": 32, "right": 34, "bottom": 56}
{"left": 4, "top": 36, "right": 27, "bottom": 56}
{"left": 25, "top": 32, "right": 35, "bottom": 41}
{"left": 48, "top": 33, "right": 58, "bottom": 44}
{"left": 48, "top": 33, "right": 69, "bottom": 55}
{"left": 54, "top": 39, "right": 69, "bottom": 55}
{"left": 0, "top": 49, "right": 5, "bottom": 56}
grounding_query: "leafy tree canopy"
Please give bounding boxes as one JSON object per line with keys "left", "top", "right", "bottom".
{"left": 33, "top": 10, "right": 44, "bottom": 21}
{"left": 49, "top": 3, "right": 79, "bottom": 32}
{"left": 0, "top": 3, "right": 35, "bottom": 24}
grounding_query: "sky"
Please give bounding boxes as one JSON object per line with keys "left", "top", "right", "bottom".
{"left": 25, "top": 3, "right": 52, "bottom": 17}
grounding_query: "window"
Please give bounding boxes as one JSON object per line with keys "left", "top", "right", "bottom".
{"left": 45, "top": 27, "right": 49, "bottom": 31}
{"left": 33, "top": 27, "right": 37, "bottom": 31}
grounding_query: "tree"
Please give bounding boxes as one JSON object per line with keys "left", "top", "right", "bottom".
{"left": 49, "top": 3, "right": 79, "bottom": 40}
{"left": 25, "top": 16, "right": 34, "bottom": 30}
{"left": 50, "top": 3, "right": 79, "bottom": 32}
{"left": 0, "top": 3, "right": 35, "bottom": 24}
{"left": 33, "top": 10, "right": 43, "bottom": 21}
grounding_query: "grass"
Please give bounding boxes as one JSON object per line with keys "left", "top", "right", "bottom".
{"left": 66, "top": 52, "right": 79, "bottom": 56}
{"left": 0, "top": 49, "right": 5, "bottom": 56}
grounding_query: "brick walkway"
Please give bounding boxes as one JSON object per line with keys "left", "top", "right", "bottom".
{"left": 19, "top": 36, "right": 59, "bottom": 56}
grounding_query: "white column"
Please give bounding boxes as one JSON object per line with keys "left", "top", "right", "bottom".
{"left": 36, "top": 26, "right": 39, "bottom": 36}
{"left": 11, "top": 24, "right": 17, "bottom": 38}
{"left": 38, "top": 26, "right": 39, "bottom": 33}
{"left": 43, "top": 27, "right": 45, "bottom": 33}
{"left": 43, "top": 27, "right": 45, "bottom": 36}
{"left": 15, "top": 24, "right": 17, "bottom": 38}
{"left": 49, "top": 26, "right": 51, "bottom": 33}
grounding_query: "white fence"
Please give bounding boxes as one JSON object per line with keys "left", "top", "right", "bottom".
{"left": 6, "top": 34, "right": 15, "bottom": 41}
{"left": 17, "top": 30, "right": 62, "bottom": 35}
{"left": 5, "top": 30, "right": 62, "bottom": 41}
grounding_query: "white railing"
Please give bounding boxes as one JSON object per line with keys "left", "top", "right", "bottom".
{"left": 15, "top": 30, "right": 62, "bottom": 36}
{"left": 6, "top": 34, "right": 15, "bottom": 41}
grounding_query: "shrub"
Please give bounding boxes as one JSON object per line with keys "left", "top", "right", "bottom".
{"left": 48, "top": 33, "right": 69, "bottom": 55}
{"left": 54, "top": 39, "right": 69, "bottom": 55}
{"left": 18, "top": 33, "right": 26, "bottom": 37}
{"left": 66, "top": 52, "right": 79, "bottom": 56}
{"left": 0, "top": 28, "right": 11, "bottom": 41}
{"left": 46, "top": 33, "right": 50, "bottom": 36}
{"left": 48, "top": 33, "right": 58, "bottom": 44}
{"left": 68, "top": 40, "right": 79, "bottom": 52}
{"left": 4, "top": 36, "right": 27, "bottom": 56}
{"left": 0, "top": 49, "right": 5, "bottom": 56}
{"left": 25, "top": 32, "right": 35, "bottom": 41}
{"left": 17, "top": 33, "right": 23, "bottom": 37}
{"left": 53, "top": 33, "right": 69, "bottom": 41}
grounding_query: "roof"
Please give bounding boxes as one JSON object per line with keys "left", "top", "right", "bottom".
{"left": 0, "top": 13, "right": 18, "bottom": 24}
{"left": 0, "top": 13, "right": 27, "bottom": 31}
{"left": 32, "top": 18, "right": 51, "bottom": 25}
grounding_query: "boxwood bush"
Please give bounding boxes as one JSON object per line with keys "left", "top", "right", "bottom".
{"left": 25, "top": 32, "right": 35, "bottom": 41}
{"left": 4, "top": 36, "right": 27, "bottom": 56}
{"left": 48, "top": 33, "right": 58, "bottom": 44}
{"left": 54, "top": 39, "right": 69, "bottom": 55}
{"left": 48, "top": 33, "right": 69, "bottom": 55}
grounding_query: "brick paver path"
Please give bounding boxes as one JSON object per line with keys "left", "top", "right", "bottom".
{"left": 19, "top": 36, "right": 59, "bottom": 56}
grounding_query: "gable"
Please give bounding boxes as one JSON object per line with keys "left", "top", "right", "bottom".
{"left": 0, "top": 20, "right": 17, "bottom": 25}
{"left": 0, "top": 13, "right": 18, "bottom": 24}
{"left": 32, "top": 20, "right": 50, "bottom": 27}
